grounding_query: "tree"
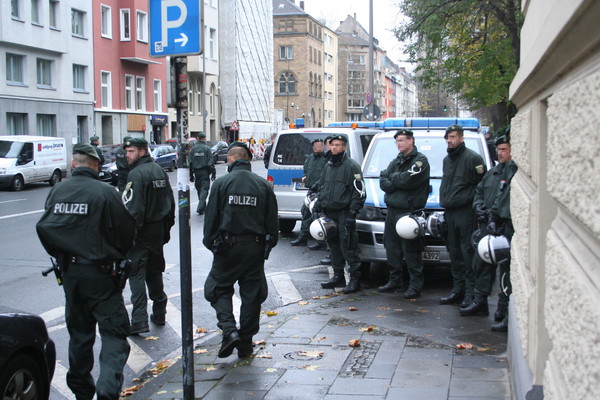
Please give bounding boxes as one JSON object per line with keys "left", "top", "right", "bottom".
{"left": 395, "top": 0, "right": 523, "bottom": 129}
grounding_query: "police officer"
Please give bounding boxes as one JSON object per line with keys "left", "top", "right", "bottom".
{"left": 439, "top": 125, "right": 486, "bottom": 308}
{"left": 203, "top": 142, "right": 278, "bottom": 358}
{"left": 122, "top": 137, "right": 175, "bottom": 334}
{"left": 291, "top": 138, "right": 327, "bottom": 249}
{"left": 378, "top": 129, "right": 431, "bottom": 298}
{"left": 188, "top": 132, "right": 216, "bottom": 215}
{"left": 485, "top": 130, "right": 497, "bottom": 161}
{"left": 318, "top": 135, "right": 335, "bottom": 265}
{"left": 36, "top": 143, "right": 135, "bottom": 400}
{"left": 115, "top": 136, "right": 131, "bottom": 191}
{"left": 313, "top": 135, "right": 366, "bottom": 294}
{"left": 90, "top": 135, "right": 105, "bottom": 165}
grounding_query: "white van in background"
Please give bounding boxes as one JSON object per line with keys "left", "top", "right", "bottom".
{"left": 0, "top": 136, "right": 67, "bottom": 191}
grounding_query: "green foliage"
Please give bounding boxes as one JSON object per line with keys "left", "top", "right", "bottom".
{"left": 395, "top": 0, "right": 523, "bottom": 114}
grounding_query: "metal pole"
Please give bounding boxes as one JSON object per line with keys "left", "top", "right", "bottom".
{"left": 368, "top": 0, "right": 375, "bottom": 119}
{"left": 202, "top": 51, "right": 207, "bottom": 136}
{"left": 173, "top": 56, "right": 195, "bottom": 400}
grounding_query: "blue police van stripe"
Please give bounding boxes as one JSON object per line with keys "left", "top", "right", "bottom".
{"left": 365, "top": 178, "right": 384, "bottom": 208}
{"left": 426, "top": 179, "right": 442, "bottom": 208}
{"left": 267, "top": 168, "right": 304, "bottom": 186}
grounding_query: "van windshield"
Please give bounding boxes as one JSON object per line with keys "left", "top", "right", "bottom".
{"left": 274, "top": 133, "right": 350, "bottom": 166}
{"left": 363, "top": 135, "right": 485, "bottom": 178}
{"left": 0, "top": 141, "right": 23, "bottom": 158}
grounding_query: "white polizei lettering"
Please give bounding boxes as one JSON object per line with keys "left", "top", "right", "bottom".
{"left": 228, "top": 195, "right": 258, "bottom": 206}
{"left": 53, "top": 203, "right": 89, "bottom": 215}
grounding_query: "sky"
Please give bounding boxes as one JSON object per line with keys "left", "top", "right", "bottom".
{"left": 300, "top": 0, "right": 409, "bottom": 68}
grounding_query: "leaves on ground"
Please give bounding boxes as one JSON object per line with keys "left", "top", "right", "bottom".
{"left": 377, "top": 306, "right": 390, "bottom": 310}
{"left": 121, "top": 385, "right": 142, "bottom": 396}
{"left": 477, "top": 346, "right": 491, "bottom": 352}
{"left": 348, "top": 339, "right": 361, "bottom": 347}
{"left": 394, "top": 308, "right": 403, "bottom": 312}
{"left": 253, "top": 339, "right": 267, "bottom": 345}
{"left": 265, "top": 368, "right": 278, "bottom": 373}
{"left": 193, "top": 348, "right": 208, "bottom": 354}
{"left": 195, "top": 327, "right": 208, "bottom": 333}
{"left": 348, "top": 306, "right": 358, "bottom": 311}
{"left": 265, "top": 310, "right": 278, "bottom": 316}
{"left": 416, "top": 309, "right": 430, "bottom": 313}
{"left": 298, "top": 350, "right": 324, "bottom": 358}
{"left": 156, "top": 390, "right": 167, "bottom": 395}
{"left": 301, "top": 365, "right": 319, "bottom": 371}
{"left": 298, "top": 300, "right": 309, "bottom": 306}
{"left": 146, "top": 359, "right": 176, "bottom": 375}
{"left": 144, "top": 336, "right": 159, "bottom": 341}
{"left": 315, "top": 336, "right": 327, "bottom": 341}
{"left": 359, "top": 326, "right": 375, "bottom": 332}
{"left": 375, "top": 315, "right": 387, "bottom": 318}
{"left": 255, "top": 352, "right": 273, "bottom": 359}
{"left": 456, "top": 342, "right": 474, "bottom": 349}
{"left": 205, "top": 365, "right": 217, "bottom": 371}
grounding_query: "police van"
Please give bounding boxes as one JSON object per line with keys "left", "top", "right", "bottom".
{"left": 0, "top": 136, "right": 67, "bottom": 191}
{"left": 356, "top": 117, "right": 493, "bottom": 265}
{"left": 266, "top": 125, "right": 381, "bottom": 233}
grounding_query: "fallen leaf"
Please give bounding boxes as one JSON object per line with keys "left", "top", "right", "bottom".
{"left": 348, "top": 306, "right": 358, "bottom": 311}
{"left": 193, "top": 348, "right": 208, "bottom": 354}
{"left": 205, "top": 365, "right": 217, "bottom": 371}
{"left": 423, "top": 334, "right": 433, "bottom": 337}
{"left": 301, "top": 365, "right": 319, "bottom": 371}
{"left": 348, "top": 339, "right": 361, "bottom": 347}
{"left": 315, "top": 336, "right": 327, "bottom": 341}
{"left": 416, "top": 309, "right": 430, "bottom": 313}
{"left": 267, "top": 325, "right": 274, "bottom": 329}
{"left": 337, "top": 323, "right": 348, "bottom": 326}
{"left": 298, "top": 350, "right": 324, "bottom": 358}
{"left": 121, "top": 385, "right": 142, "bottom": 396}
{"left": 359, "top": 326, "right": 375, "bottom": 332}
{"left": 375, "top": 315, "right": 386, "bottom": 318}
{"left": 195, "top": 327, "right": 208, "bottom": 333}
{"left": 298, "top": 301, "right": 309, "bottom": 306}
{"left": 377, "top": 306, "right": 390, "bottom": 310}
{"left": 255, "top": 352, "right": 273, "bottom": 359}
{"left": 456, "top": 342, "right": 474, "bottom": 349}
{"left": 172, "top": 389, "right": 182, "bottom": 393}
{"left": 394, "top": 308, "right": 403, "bottom": 312}
{"left": 265, "top": 368, "right": 278, "bottom": 373}
{"left": 265, "top": 311, "right": 278, "bottom": 317}
{"left": 477, "top": 347, "right": 491, "bottom": 352}
{"left": 157, "top": 390, "right": 167, "bottom": 395}
{"left": 144, "top": 336, "right": 159, "bottom": 341}
{"left": 253, "top": 339, "right": 266, "bottom": 345}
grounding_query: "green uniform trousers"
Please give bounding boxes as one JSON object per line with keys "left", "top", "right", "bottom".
{"left": 444, "top": 205, "right": 477, "bottom": 297}
{"left": 325, "top": 209, "right": 361, "bottom": 278}
{"left": 383, "top": 207, "right": 424, "bottom": 291}
{"left": 299, "top": 203, "right": 312, "bottom": 239}
{"left": 62, "top": 263, "right": 130, "bottom": 400}
{"left": 194, "top": 168, "right": 211, "bottom": 213}
{"left": 204, "top": 239, "right": 268, "bottom": 341}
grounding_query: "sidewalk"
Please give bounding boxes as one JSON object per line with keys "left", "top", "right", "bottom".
{"left": 127, "top": 288, "right": 511, "bottom": 400}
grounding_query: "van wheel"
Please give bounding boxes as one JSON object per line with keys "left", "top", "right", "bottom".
{"left": 11, "top": 175, "right": 24, "bottom": 192}
{"left": 49, "top": 170, "right": 62, "bottom": 186}
{"left": 0, "top": 353, "right": 45, "bottom": 400}
{"left": 279, "top": 219, "right": 296, "bottom": 234}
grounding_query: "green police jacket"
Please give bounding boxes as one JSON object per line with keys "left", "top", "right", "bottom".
{"left": 380, "top": 147, "right": 430, "bottom": 210}
{"left": 202, "top": 159, "right": 279, "bottom": 249}
{"left": 115, "top": 147, "right": 129, "bottom": 171}
{"left": 36, "top": 167, "right": 136, "bottom": 261}
{"left": 303, "top": 151, "right": 327, "bottom": 189}
{"left": 491, "top": 160, "right": 517, "bottom": 221}
{"left": 189, "top": 142, "right": 215, "bottom": 173}
{"left": 440, "top": 142, "right": 486, "bottom": 209}
{"left": 123, "top": 154, "right": 175, "bottom": 230}
{"left": 315, "top": 153, "right": 365, "bottom": 215}
{"left": 473, "top": 161, "right": 508, "bottom": 211}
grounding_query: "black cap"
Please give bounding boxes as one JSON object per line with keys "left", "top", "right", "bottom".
{"left": 394, "top": 129, "right": 414, "bottom": 139}
{"left": 123, "top": 137, "right": 148, "bottom": 149}
{"left": 90, "top": 136, "right": 99, "bottom": 141}
{"left": 311, "top": 138, "right": 324, "bottom": 145}
{"left": 495, "top": 135, "right": 510, "bottom": 146}
{"left": 229, "top": 141, "right": 253, "bottom": 159}
{"left": 329, "top": 135, "right": 348, "bottom": 144}
{"left": 73, "top": 143, "right": 100, "bottom": 161}
{"left": 445, "top": 124, "right": 464, "bottom": 139}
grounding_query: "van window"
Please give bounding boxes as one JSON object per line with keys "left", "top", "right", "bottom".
{"left": 274, "top": 133, "right": 350, "bottom": 166}
{"left": 359, "top": 133, "right": 375, "bottom": 156}
{"left": 18, "top": 143, "right": 34, "bottom": 165}
{"left": 0, "top": 140, "right": 23, "bottom": 158}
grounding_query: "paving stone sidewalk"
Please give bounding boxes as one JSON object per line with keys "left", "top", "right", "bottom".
{"left": 127, "top": 290, "right": 511, "bottom": 400}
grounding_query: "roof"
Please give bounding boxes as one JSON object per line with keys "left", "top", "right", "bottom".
{"left": 273, "top": 0, "right": 307, "bottom": 16}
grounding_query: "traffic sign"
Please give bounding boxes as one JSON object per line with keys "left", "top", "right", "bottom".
{"left": 363, "top": 103, "right": 381, "bottom": 121}
{"left": 230, "top": 120, "right": 240, "bottom": 131}
{"left": 366, "top": 92, "right": 372, "bottom": 104}
{"left": 149, "top": 0, "right": 203, "bottom": 57}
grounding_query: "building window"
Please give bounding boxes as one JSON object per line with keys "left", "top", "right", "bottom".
{"left": 136, "top": 76, "right": 145, "bottom": 110}
{"left": 101, "top": 71, "right": 111, "bottom": 108}
{"left": 124, "top": 74, "right": 134, "bottom": 110}
{"left": 77, "top": 116, "right": 87, "bottom": 143}
{"left": 36, "top": 58, "right": 52, "bottom": 88}
{"left": 209, "top": 84, "right": 215, "bottom": 115}
{"left": 6, "top": 53, "right": 25, "bottom": 85}
{"left": 11, "top": 0, "right": 21, "bottom": 19}
{"left": 101, "top": 5, "right": 111, "bottom": 38}
{"left": 189, "top": 79, "right": 195, "bottom": 115}
{"left": 37, "top": 114, "right": 55, "bottom": 136}
{"left": 31, "top": 0, "right": 40, "bottom": 24}
{"left": 153, "top": 80, "right": 161, "bottom": 112}
{"left": 309, "top": 46, "right": 313, "bottom": 63}
{"left": 120, "top": 9, "right": 130, "bottom": 40}
{"left": 279, "top": 45, "right": 293, "bottom": 60}
{"left": 327, "top": 54, "right": 333, "bottom": 64}
{"left": 209, "top": 28, "right": 216, "bottom": 59}
{"left": 7, "top": 113, "right": 27, "bottom": 135}
{"left": 278, "top": 72, "right": 296, "bottom": 95}
{"left": 196, "top": 79, "right": 202, "bottom": 115}
{"left": 71, "top": 9, "right": 85, "bottom": 37}
{"left": 136, "top": 11, "right": 147, "bottom": 42}
{"left": 49, "top": 0, "right": 58, "bottom": 28}
{"left": 358, "top": 55, "right": 366, "bottom": 65}
{"left": 72, "top": 64, "right": 86, "bottom": 91}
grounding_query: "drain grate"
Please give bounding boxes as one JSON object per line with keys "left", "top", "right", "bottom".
{"left": 284, "top": 350, "right": 325, "bottom": 361}
{"left": 339, "top": 340, "right": 382, "bottom": 377}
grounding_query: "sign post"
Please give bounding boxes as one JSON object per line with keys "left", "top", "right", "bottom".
{"left": 149, "top": 2, "right": 203, "bottom": 399}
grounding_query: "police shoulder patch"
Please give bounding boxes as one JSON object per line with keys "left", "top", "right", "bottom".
{"left": 125, "top": 182, "right": 132, "bottom": 191}
{"left": 415, "top": 161, "right": 423, "bottom": 167}
{"left": 354, "top": 174, "right": 362, "bottom": 181}
{"left": 475, "top": 165, "right": 485, "bottom": 174}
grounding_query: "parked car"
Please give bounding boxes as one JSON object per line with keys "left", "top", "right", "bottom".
{"left": 150, "top": 144, "right": 178, "bottom": 171}
{"left": 0, "top": 308, "right": 56, "bottom": 400}
{"left": 356, "top": 117, "right": 493, "bottom": 266}
{"left": 210, "top": 141, "right": 228, "bottom": 163}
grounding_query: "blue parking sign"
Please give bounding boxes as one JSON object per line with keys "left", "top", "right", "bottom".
{"left": 149, "top": 0, "right": 203, "bottom": 57}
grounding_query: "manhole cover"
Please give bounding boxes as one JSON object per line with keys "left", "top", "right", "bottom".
{"left": 284, "top": 350, "right": 325, "bottom": 361}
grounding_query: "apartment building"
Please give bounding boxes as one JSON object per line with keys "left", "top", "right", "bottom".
{"left": 322, "top": 26, "right": 338, "bottom": 126}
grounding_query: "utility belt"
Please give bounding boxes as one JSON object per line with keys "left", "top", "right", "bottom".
{"left": 64, "top": 255, "right": 114, "bottom": 273}
{"left": 210, "top": 232, "right": 264, "bottom": 254}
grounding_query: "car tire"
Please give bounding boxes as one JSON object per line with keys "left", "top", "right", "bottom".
{"left": 10, "top": 175, "right": 24, "bottom": 192}
{"left": 0, "top": 353, "right": 46, "bottom": 400}
{"left": 49, "top": 170, "right": 62, "bottom": 186}
{"left": 279, "top": 219, "right": 296, "bottom": 234}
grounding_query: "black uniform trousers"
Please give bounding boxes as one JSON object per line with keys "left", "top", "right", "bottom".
{"left": 204, "top": 238, "right": 268, "bottom": 341}
{"left": 324, "top": 209, "right": 362, "bottom": 278}
{"left": 444, "top": 205, "right": 477, "bottom": 297}
{"left": 299, "top": 203, "right": 312, "bottom": 239}
{"left": 194, "top": 168, "right": 211, "bottom": 213}
{"left": 62, "top": 262, "right": 130, "bottom": 400}
{"left": 383, "top": 207, "right": 424, "bottom": 291}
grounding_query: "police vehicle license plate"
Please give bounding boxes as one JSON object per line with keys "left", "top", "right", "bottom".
{"left": 421, "top": 251, "right": 440, "bottom": 261}
{"left": 295, "top": 182, "right": 307, "bottom": 190}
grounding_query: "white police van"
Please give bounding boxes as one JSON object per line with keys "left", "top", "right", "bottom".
{"left": 266, "top": 124, "right": 381, "bottom": 233}
{"left": 356, "top": 117, "right": 493, "bottom": 265}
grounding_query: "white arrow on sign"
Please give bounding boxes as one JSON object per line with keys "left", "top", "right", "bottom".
{"left": 174, "top": 33, "right": 188, "bottom": 47}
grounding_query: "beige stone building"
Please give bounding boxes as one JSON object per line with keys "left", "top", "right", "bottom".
{"left": 322, "top": 26, "right": 338, "bottom": 126}
{"left": 508, "top": 0, "right": 600, "bottom": 398}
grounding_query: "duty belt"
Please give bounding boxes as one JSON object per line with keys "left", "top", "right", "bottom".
{"left": 68, "top": 256, "right": 113, "bottom": 271}
{"left": 234, "top": 234, "right": 262, "bottom": 243}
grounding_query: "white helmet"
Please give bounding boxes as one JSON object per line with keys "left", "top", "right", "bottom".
{"left": 310, "top": 216, "right": 338, "bottom": 241}
{"left": 304, "top": 192, "right": 318, "bottom": 213}
{"left": 477, "top": 234, "right": 511, "bottom": 265}
{"left": 396, "top": 215, "right": 427, "bottom": 240}
{"left": 426, "top": 211, "right": 447, "bottom": 238}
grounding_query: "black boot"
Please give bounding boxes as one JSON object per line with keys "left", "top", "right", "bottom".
{"left": 218, "top": 331, "right": 241, "bottom": 358}
{"left": 459, "top": 301, "right": 489, "bottom": 316}
{"left": 321, "top": 275, "right": 346, "bottom": 289}
{"left": 439, "top": 291, "right": 464, "bottom": 305}
{"left": 290, "top": 237, "right": 308, "bottom": 246}
{"left": 237, "top": 336, "right": 254, "bottom": 357}
{"left": 378, "top": 282, "right": 401, "bottom": 293}
{"left": 342, "top": 277, "right": 361, "bottom": 294}
{"left": 308, "top": 241, "right": 326, "bottom": 250}
{"left": 491, "top": 319, "right": 508, "bottom": 332}
{"left": 494, "top": 305, "right": 507, "bottom": 322}
{"left": 320, "top": 255, "right": 332, "bottom": 265}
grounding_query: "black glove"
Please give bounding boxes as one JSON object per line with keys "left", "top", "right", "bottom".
{"left": 189, "top": 173, "right": 194, "bottom": 183}
{"left": 210, "top": 172, "right": 216, "bottom": 181}
{"left": 487, "top": 212, "right": 501, "bottom": 235}
{"left": 475, "top": 204, "right": 488, "bottom": 223}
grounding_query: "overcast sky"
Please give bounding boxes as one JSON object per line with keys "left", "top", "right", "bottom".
{"left": 300, "top": 0, "right": 408, "bottom": 67}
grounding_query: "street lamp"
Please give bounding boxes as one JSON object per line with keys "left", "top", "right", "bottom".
{"left": 290, "top": 102, "right": 299, "bottom": 121}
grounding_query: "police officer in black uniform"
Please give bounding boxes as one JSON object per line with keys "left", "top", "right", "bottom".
{"left": 115, "top": 136, "right": 131, "bottom": 191}
{"left": 90, "top": 135, "right": 105, "bottom": 165}
{"left": 122, "top": 137, "right": 175, "bottom": 334}
{"left": 291, "top": 138, "right": 327, "bottom": 249}
{"left": 313, "top": 135, "right": 366, "bottom": 294}
{"left": 378, "top": 129, "right": 431, "bottom": 298}
{"left": 439, "top": 125, "right": 487, "bottom": 309}
{"left": 36, "top": 143, "right": 136, "bottom": 400}
{"left": 203, "top": 142, "right": 278, "bottom": 358}
{"left": 188, "top": 132, "right": 216, "bottom": 215}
